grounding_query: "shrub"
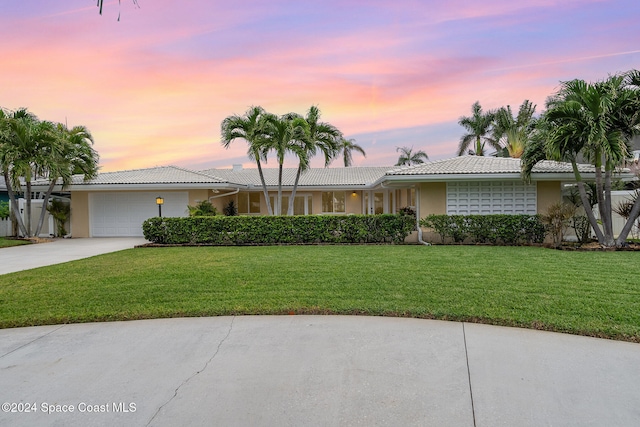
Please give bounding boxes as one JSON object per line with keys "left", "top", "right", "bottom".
{"left": 143, "top": 214, "right": 416, "bottom": 245}
{"left": 0, "top": 201, "right": 9, "bottom": 220}
{"left": 420, "top": 214, "right": 545, "bottom": 245}
{"left": 540, "top": 203, "right": 575, "bottom": 248}
{"left": 187, "top": 200, "right": 217, "bottom": 216}
{"left": 46, "top": 199, "right": 71, "bottom": 237}
{"left": 223, "top": 200, "right": 238, "bottom": 216}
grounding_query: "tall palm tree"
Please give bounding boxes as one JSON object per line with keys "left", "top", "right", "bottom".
{"left": 287, "top": 106, "right": 341, "bottom": 215}
{"left": 261, "top": 112, "right": 307, "bottom": 215}
{"left": 0, "top": 108, "right": 28, "bottom": 235}
{"left": 522, "top": 71, "right": 640, "bottom": 247}
{"left": 395, "top": 146, "right": 428, "bottom": 166}
{"left": 33, "top": 123, "right": 99, "bottom": 237}
{"left": 0, "top": 109, "right": 56, "bottom": 237}
{"left": 493, "top": 100, "right": 537, "bottom": 158}
{"left": 457, "top": 101, "right": 499, "bottom": 156}
{"left": 221, "top": 106, "right": 274, "bottom": 215}
{"left": 336, "top": 137, "right": 366, "bottom": 167}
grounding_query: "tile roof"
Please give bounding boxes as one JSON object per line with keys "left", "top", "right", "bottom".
{"left": 201, "top": 167, "right": 392, "bottom": 187}
{"left": 386, "top": 156, "right": 596, "bottom": 176}
{"left": 71, "top": 166, "right": 228, "bottom": 185}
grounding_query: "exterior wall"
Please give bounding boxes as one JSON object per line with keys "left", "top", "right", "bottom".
{"left": 418, "top": 182, "right": 446, "bottom": 216}
{"left": 71, "top": 191, "right": 90, "bottom": 238}
{"left": 536, "top": 181, "right": 561, "bottom": 214}
{"left": 345, "top": 191, "right": 361, "bottom": 214}
{"left": 189, "top": 189, "right": 210, "bottom": 207}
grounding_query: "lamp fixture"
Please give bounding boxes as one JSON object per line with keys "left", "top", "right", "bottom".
{"left": 156, "top": 196, "right": 164, "bottom": 217}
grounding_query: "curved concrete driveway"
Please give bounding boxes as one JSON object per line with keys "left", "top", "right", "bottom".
{"left": 0, "top": 238, "right": 147, "bottom": 275}
{"left": 1, "top": 316, "right": 639, "bottom": 426}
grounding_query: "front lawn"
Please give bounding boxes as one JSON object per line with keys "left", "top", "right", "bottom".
{"left": 0, "top": 245, "right": 638, "bottom": 342}
{"left": 0, "top": 237, "right": 31, "bottom": 248}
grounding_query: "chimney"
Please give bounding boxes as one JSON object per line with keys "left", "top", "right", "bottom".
{"left": 232, "top": 164, "right": 243, "bottom": 172}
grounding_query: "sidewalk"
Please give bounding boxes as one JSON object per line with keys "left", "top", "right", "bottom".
{"left": 0, "top": 238, "right": 147, "bottom": 275}
{"left": 1, "top": 316, "right": 638, "bottom": 426}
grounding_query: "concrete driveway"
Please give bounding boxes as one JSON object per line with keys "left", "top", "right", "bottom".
{"left": 1, "top": 316, "right": 639, "bottom": 427}
{"left": 0, "top": 238, "right": 147, "bottom": 275}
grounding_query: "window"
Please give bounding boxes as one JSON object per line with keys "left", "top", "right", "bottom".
{"left": 322, "top": 191, "right": 346, "bottom": 213}
{"left": 238, "top": 192, "right": 261, "bottom": 214}
{"left": 270, "top": 195, "right": 312, "bottom": 215}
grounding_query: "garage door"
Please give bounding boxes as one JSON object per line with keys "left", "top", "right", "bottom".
{"left": 447, "top": 181, "right": 536, "bottom": 215}
{"left": 89, "top": 192, "right": 189, "bottom": 237}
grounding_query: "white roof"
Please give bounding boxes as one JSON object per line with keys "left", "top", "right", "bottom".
{"left": 202, "top": 167, "right": 392, "bottom": 187}
{"left": 386, "top": 156, "right": 596, "bottom": 176}
{"left": 70, "top": 166, "right": 228, "bottom": 185}
{"left": 60, "top": 157, "right": 622, "bottom": 191}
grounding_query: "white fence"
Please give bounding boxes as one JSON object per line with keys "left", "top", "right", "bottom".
{"left": 0, "top": 218, "right": 10, "bottom": 237}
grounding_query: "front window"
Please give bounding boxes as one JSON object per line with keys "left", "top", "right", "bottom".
{"left": 238, "top": 192, "right": 261, "bottom": 214}
{"left": 322, "top": 191, "right": 346, "bottom": 213}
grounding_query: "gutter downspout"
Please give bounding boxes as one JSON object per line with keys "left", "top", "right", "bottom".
{"left": 415, "top": 184, "right": 431, "bottom": 246}
{"left": 208, "top": 188, "right": 240, "bottom": 202}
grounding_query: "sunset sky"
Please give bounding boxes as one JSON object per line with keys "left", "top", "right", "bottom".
{"left": 1, "top": 1, "right": 639, "bottom": 172}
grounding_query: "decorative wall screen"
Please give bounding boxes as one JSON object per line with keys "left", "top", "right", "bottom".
{"left": 446, "top": 181, "right": 536, "bottom": 215}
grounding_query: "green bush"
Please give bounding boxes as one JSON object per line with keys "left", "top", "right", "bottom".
{"left": 143, "top": 214, "right": 416, "bottom": 245}
{"left": 420, "top": 214, "right": 545, "bottom": 245}
{"left": 187, "top": 200, "right": 217, "bottom": 216}
{"left": 0, "top": 201, "right": 9, "bottom": 220}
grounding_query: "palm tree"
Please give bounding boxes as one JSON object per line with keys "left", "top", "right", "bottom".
{"left": 457, "top": 101, "right": 499, "bottom": 156}
{"left": 0, "top": 108, "right": 28, "bottom": 235}
{"left": 287, "top": 106, "right": 341, "bottom": 215}
{"left": 395, "top": 146, "right": 428, "bottom": 166}
{"left": 261, "top": 112, "right": 307, "bottom": 215}
{"left": 522, "top": 71, "right": 640, "bottom": 247}
{"left": 33, "top": 123, "right": 99, "bottom": 237}
{"left": 0, "top": 109, "right": 56, "bottom": 237}
{"left": 493, "top": 100, "right": 537, "bottom": 158}
{"left": 336, "top": 137, "right": 366, "bottom": 167}
{"left": 221, "top": 106, "right": 273, "bottom": 215}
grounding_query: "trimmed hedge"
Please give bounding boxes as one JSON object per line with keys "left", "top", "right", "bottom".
{"left": 143, "top": 214, "right": 416, "bottom": 245}
{"left": 420, "top": 214, "right": 546, "bottom": 245}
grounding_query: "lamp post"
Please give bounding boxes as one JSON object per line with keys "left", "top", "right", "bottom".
{"left": 156, "top": 196, "right": 164, "bottom": 217}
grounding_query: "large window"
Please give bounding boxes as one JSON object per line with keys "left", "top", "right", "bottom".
{"left": 238, "top": 192, "right": 261, "bottom": 214}
{"left": 269, "top": 195, "right": 312, "bottom": 215}
{"left": 322, "top": 191, "right": 346, "bottom": 213}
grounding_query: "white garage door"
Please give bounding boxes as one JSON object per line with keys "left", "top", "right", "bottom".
{"left": 447, "top": 181, "right": 537, "bottom": 215}
{"left": 89, "top": 192, "right": 189, "bottom": 237}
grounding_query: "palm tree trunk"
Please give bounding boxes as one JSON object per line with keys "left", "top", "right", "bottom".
{"left": 287, "top": 164, "right": 303, "bottom": 215}
{"left": 3, "top": 169, "right": 28, "bottom": 237}
{"left": 592, "top": 153, "right": 609, "bottom": 245}
{"left": 602, "top": 168, "right": 615, "bottom": 245}
{"left": 277, "top": 163, "right": 283, "bottom": 215}
{"left": 34, "top": 179, "right": 56, "bottom": 237}
{"left": 25, "top": 181, "right": 33, "bottom": 237}
{"left": 616, "top": 196, "right": 640, "bottom": 246}
{"left": 571, "top": 161, "right": 605, "bottom": 243}
{"left": 255, "top": 158, "right": 273, "bottom": 215}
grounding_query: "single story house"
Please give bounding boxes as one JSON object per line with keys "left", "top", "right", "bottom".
{"left": 58, "top": 156, "right": 613, "bottom": 239}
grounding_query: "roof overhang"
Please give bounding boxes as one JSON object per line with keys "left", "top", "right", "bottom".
{"left": 57, "top": 183, "right": 246, "bottom": 192}
{"left": 381, "top": 172, "right": 603, "bottom": 185}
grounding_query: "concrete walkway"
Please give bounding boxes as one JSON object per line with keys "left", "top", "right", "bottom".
{"left": 0, "top": 238, "right": 147, "bottom": 275}
{"left": 1, "top": 316, "right": 639, "bottom": 426}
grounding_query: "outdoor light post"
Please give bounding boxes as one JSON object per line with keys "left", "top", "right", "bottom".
{"left": 156, "top": 196, "right": 164, "bottom": 217}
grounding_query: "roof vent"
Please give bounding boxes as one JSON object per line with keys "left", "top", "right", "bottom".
{"left": 232, "top": 164, "right": 243, "bottom": 172}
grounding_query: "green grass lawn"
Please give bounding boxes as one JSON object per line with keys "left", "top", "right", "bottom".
{"left": 0, "top": 245, "right": 638, "bottom": 342}
{"left": 0, "top": 237, "right": 31, "bottom": 248}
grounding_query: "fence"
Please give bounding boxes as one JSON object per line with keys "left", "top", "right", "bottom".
{"left": 0, "top": 219, "right": 10, "bottom": 237}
